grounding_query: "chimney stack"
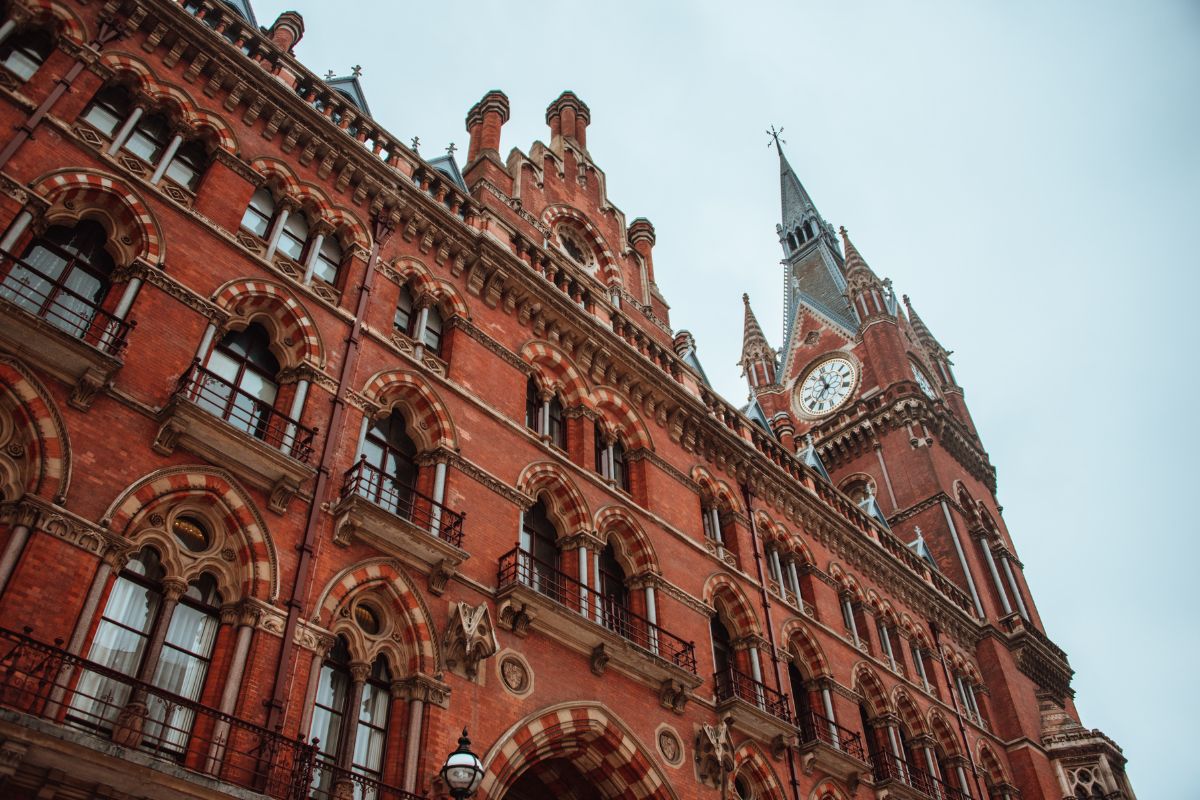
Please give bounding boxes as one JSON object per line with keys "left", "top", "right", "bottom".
{"left": 545, "top": 91, "right": 591, "bottom": 147}
{"left": 465, "top": 90, "right": 510, "bottom": 163}
{"left": 268, "top": 11, "right": 305, "bottom": 53}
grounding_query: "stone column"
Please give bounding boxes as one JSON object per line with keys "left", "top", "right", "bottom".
{"left": 429, "top": 458, "right": 448, "bottom": 537}
{"left": 300, "top": 226, "right": 328, "bottom": 284}
{"left": 0, "top": 208, "right": 34, "bottom": 253}
{"left": 149, "top": 132, "right": 184, "bottom": 185}
{"left": 298, "top": 636, "right": 335, "bottom": 737}
{"left": 263, "top": 201, "right": 293, "bottom": 262}
{"left": 205, "top": 603, "right": 259, "bottom": 773}
{"left": 978, "top": 535, "right": 1013, "bottom": 616}
{"left": 999, "top": 552, "right": 1030, "bottom": 620}
{"left": 941, "top": 499, "right": 985, "bottom": 618}
{"left": 106, "top": 105, "right": 145, "bottom": 155}
{"left": 0, "top": 503, "right": 38, "bottom": 597}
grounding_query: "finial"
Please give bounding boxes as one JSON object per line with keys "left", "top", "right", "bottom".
{"left": 446, "top": 142, "right": 458, "bottom": 156}
{"left": 410, "top": 136, "right": 420, "bottom": 151}
{"left": 913, "top": 525, "right": 924, "bottom": 540}
{"left": 351, "top": 64, "right": 363, "bottom": 77}
{"left": 767, "top": 125, "right": 786, "bottom": 151}
{"left": 803, "top": 433, "right": 814, "bottom": 449}
{"left": 324, "top": 69, "right": 335, "bottom": 80}
{"left": 839, "top": 225, "right": 847, "bottom": 237}
{"left": 742, "top": 293, "right": 750, "bottom": 304}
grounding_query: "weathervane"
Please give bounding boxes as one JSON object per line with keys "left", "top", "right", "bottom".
{"left": 767, "top": 124, "right": 786, "bottom": 151}
{"left": 446, "top": 142, "right": 457, "bottom": 156}
{"left": 324, "top": 69, "right": 335, "bottom": 80}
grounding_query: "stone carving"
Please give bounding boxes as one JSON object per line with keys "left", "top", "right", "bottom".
{"left": 657, "top": 729, "right": 682, "bottom": 765}
{"left": 497, "top": 598, "right": 535, "bottom": 637}
{"left": 499, "top": 655, "right": 530, "bottom": 694}
{"left": 694, "top": 718, "right": 735, "bottom": 789}
{"left": 590, "top": 643, "right": 609, "bottom": 676}
{"left": 658, "top": 678, "right": 689, "bottom": 715}
{"left": 442, "top": 602, "right": 499, "bottom": 680}
{"left": 428, "top": 559, "right": 455, "bottom": 596}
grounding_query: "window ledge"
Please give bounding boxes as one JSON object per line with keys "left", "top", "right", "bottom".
{"left": 0, "top": 295, "right": 124, "bottom": 410}
{"left": 331, "top": 491, "right": 467, "bottom": 595}
{"left": 152, "top": 397, "right": 315, "bottom": 514}
{"left": 495, "top": 580, "right": 703, "bottom": 702}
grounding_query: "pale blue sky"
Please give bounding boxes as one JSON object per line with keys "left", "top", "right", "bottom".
{"left": 253, "top": 1, "right": 1198, "bottom": 795}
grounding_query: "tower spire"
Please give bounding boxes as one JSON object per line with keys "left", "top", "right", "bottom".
{"left": 739, "top": 293, "right": 777, "bottom": 390}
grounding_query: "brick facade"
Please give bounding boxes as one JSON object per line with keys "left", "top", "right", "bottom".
{"left": 0, "top": 2, "right": 1132, "bottom": 800}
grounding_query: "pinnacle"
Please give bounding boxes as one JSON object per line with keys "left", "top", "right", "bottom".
{"left": 739, "top": 293, "right": 772, "bottom": 365}
{"left": 903, "top": 294, "right": 938, "bottom": 348}
{"left": 839, "top": 227, "right": 868, "bottom": 272}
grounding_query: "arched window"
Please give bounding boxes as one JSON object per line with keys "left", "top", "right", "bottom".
{"left": 199, "top": 324, "right": 282, "bottom": 443}
{"left": 710, "top": 615, "right": 733, "bottom": 676}
{"left": 163, "top": 138, "right": 209, "bottom": 191}
{"left": 524, "top": 378, "right": 540, "bottom": 432}
{"left": 525, "top": 379, "right": 566, "bottom": 449}
{"left": 788, "top": 662, "right": 813, "bottom": 731}
{"left": 240, "top": 187, "right": 276, "bottom": 238}
{"left": 519, "top": 499, "right": 560, "bottom": 598}
{"left": 81, "top": 85, "right": 134, "bottom": 137}
{"left": 594, "top": 425, "right": 629, "bottom": 491}
{"left": 786, "top": 232, "right": 797, "bottom": 252}
{"left": 122, "top": 111, "right": 172, "bottom": 164}
{"left": 0, "top": 26, "right": 52, "bottom": 81}
{"left": 422, "top": 304, "right": 443, "bottom": 356}
{"left": 700, "top": 498, "right": 725, "bottom": 546}
{"left": 70, "top": 549, "right": 221, "bottom": 754}
{"left": 0, "top": 220, "right": 115, "bottom": 341}
{"left": 733, "top": 773, "right": 753, "bottom": 800}
{"left": 309, "top": 637, "right": 393, "bottom": 795}
{"left": 277, "top": 209, "right": 309, "bottom": 261}
{"left": 311, "top": 235, "right": 343, "bottom": 285}
{"left": 597, "top": 542, "right": 629, "bottom": 637}
{"left": 358, "top": 412, "right": 418, "bottom": 516}
{"left": 393, "top": 284, "right": 416, "bottom": 337}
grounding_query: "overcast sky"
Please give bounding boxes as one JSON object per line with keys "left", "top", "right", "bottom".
{"left": 252, "top": 1, "right": 1197, "bottom": 796}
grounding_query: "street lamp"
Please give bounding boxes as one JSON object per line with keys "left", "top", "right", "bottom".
{"left": 440, "top": 728, "right": 484, "bottom": 799}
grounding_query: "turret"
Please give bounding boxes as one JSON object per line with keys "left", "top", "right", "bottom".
{"left": 738, "top": 294, "right": 777, "bottom": 392}
{"left": 628, "top": 218, "right": 657, "bottom": 286}
{"left": 545, "top": 91, "right": 590, "bottom": 148}
{"left": 465, "top": 90, "right": 510, "bottom": 163}
{"left": 268, "top": 11, "right": 304, "bottom": 53}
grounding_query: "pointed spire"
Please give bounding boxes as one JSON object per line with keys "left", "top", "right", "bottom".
{"left": 839, "top": 226, "right": 875, "bottom": 278}
{"left": 903, "top": 294, "right": 939, "bottom": 349}
{"left": 778, "top": 145, "right": 818, "bottom": 230}
{"left": 739, "top": 294, "right": 776, "bottom": 389}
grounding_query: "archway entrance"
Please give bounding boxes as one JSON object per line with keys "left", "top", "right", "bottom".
{"left": 504, "top": 758, "right": 605, "bottom": 800}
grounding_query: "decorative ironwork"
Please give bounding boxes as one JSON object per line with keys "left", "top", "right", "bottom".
{"left": 795, "top": 709, "right": 867, "bottom": 762}
{"left": 872, "top": 751, "right": 971, "bottom": 800}
{"left": 0, "top": 250, "right": 133, "bottom": 355}
{"left": 340, "top": 457, "right": 465, "bottom": 547}
{"left": 713, "top": 665, "right": 791, "bottom": 723}
{"left": 172, "top": 360, "right": 316, "bottom": 463}
{"left": 497, "top": 547, "right": 697, "bottom": 675}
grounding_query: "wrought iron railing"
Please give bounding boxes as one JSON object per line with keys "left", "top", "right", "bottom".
{"left": 340, "top": 457, "right": 465, "bottom": 548}
{"left": 0, "top": 626, "right": 322, "bottom": 800}
{"left": 795, "top": 709, "right": 867, "bottom": 762}
{"left": 713, "top": 665, "right": 791, "bottom": 723}
{"left": 0, "top": 250, "right": 133, "bottom": 355}
{"left": 174, "top": 359, "right": 316, "bottom": 463}
{"left": 309, "top": 759, "right": 424, "bottom": 800}
{"left": 872, "top": 751, "right": 971, "bottom": 800}
{"left": 497, "top": 547, "right": 697, "bottom": 675}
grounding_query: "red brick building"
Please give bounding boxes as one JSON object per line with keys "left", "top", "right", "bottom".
{"left": 0, "top": 2, "right": 1133, "bottom": 800}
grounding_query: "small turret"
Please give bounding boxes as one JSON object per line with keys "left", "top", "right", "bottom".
{"left": 840, "top": 227, "right": 896, "bottom": 323}
{"left": 738, "top": 294, "right": 777, "bottom": 392}
{"left": 545, "top": 92, "right": 591, "bottom": 148}
{"left": 465, "top": 90, "right": 510, "bottom": 163}
{"left": 268, "top": 11, "right": 304, "bottom": 53}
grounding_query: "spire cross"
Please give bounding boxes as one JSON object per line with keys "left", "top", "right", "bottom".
{"left": 352, "top": 64, "right": 363, "bottom": 77}
{"left": 766, "top": 125, "right": 786, "bottom": 151}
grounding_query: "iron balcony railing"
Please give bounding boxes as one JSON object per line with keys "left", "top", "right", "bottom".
{"left": 174, "top": 359, "right": 316, "bottom": 463}
{"left": 309, "top": 759, "right": 424, "bottom": 800}
{"left": 0, "top": 626, "right": 348, "bottom": 800}
{"left": 872, "top": 751, "right": 972, "bottom": 800}
{"left": 0, "top": 250, "right": 134, "bottom": 355}
{"left": 340, "top": 457, "right": 465, "bottom": 548}
{"left": 795, "top": 708, "right": 868, "bottom": 762}
{"left": 497, "top": 547, "right": 698, "bottom": 675}
{"left": 713, "top": 665, "right": 791, "bottom": 723}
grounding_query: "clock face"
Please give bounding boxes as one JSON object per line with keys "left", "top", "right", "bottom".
{"left": 797, "top": 357, "right": 857, "bottom": 415}
{"left": 911, "top": 362, "right": 936, "bottom": 398}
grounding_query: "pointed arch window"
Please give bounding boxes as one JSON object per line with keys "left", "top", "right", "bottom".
{"left": 311, "top": 235, "right": 343, "bottom": 285}
{"left": 0, "top": 220, "right": 116, "bottom": 342}
{"left": 393, "top": 284, "right": 416, "bottom": 337}
{"left": 70, "top": 549, "right": 221, "bottom": 754}
{"left": 524, "top": 378, "right": 540, "bottom": 432}
{"left": 278, "top": 209, "right": 309, "bottom": 261}
{"left": 594, "top": 424, "right": 629, "bottom": 491}
{"left": 240, "top": 187, "right": 276, "bottom": 238}
{"left": 701, "top": 500, "right": 725, "bottom": 545}
{"left": 519, "top": 499, "right": 560, "bottom": 598}
{"left": 0, "top": 26, "right": 52, "bottom": 81}
{"left": 357, "top": 412, "right": 419, "bottom": 515}
{"left": 122, "top": 111, "right": 172, "bottom": 164}
{"left": 200, "top": 324, "right": 281, "bottom": 442}
{"left": 597, "top": 542, "right": 630, "bottom": 637}
{"left": 422, "top": 304, "right": 443, "bottom": 356}
{"left": 163, "top": 138, "right": 209, "bottom": 191}
{"left": 710, "top": 615, "right": 734, "bottom": 676}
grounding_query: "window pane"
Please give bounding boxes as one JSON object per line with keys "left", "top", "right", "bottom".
{"left": 240, "top": 189, "right": 275, "bottom": 236}
{"left": 123, "top": 116, "right": 170, "bottom": 163}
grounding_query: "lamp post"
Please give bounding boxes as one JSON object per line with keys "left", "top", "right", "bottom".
{"left": 440, "top": 728, "right": 484, "bottom": 799}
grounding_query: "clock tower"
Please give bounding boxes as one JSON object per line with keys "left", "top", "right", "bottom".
{"left": 740, "top": 143, "right": 1131, "bottom": 799}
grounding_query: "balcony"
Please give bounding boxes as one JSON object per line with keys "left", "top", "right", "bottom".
{"left": 871, "top": 751, "right": 970, "bottom": 800}
{"left": 0, "top": 250, "right": 134, "bottom": 409}
{"left": 0, "top": 626, "right": 424, "bottom": 800}
{"left": 332, "top": 459, "right": 467, "bottom": 593}
{"left": 795, "top": 709, "right": 870, "bottom": 786}
{"left": 713, "top": 665, "right": 794, "bottom": 740}
{"left": 496, "top": 548, "right": 701, "bottom": 697}
{"left": 153, "top": 361, "right": 317, "bottom": 513}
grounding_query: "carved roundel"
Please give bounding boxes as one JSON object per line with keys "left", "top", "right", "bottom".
{"left": 497, "top": 651, "right": 532, "bottom": 696}
{"left": 656, "top": 725, "right": 684, "bottom": 767}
